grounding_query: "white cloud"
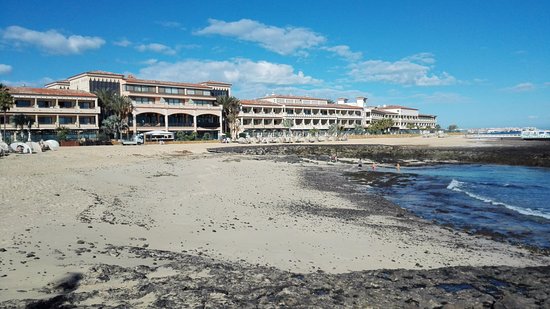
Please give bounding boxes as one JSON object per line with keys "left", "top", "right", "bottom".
{"left": 1, "top": 25, "right": 104, "bottom": 55}
{"left": 402, "top": 52, "right": 436, "bottom": 64}
{"left": 141, "top": 58, "right": 159, "bottom": 65}
{"left": 195, "top": 18, "right": 326, "bottom": 55}
{"left": 528, "top": 115, "right": 539, "bottom": 119}
{"left": 1, "top": 76, "right": 54, "bottom": 87}
{"left": 543, "top": 82, "right": 550, "bottom": 87}
{"left": 156, "top": 21, "right": 185, "bottom": 30}
{"left": 348, "top": 54, "right": 456, "bottom": 86}
{"left": 0, "top": 64, "right": 12, "bottom": 75}
{"left": 114, "top": 38, "right": 132, "bottom": 47}
{"left": 136, "top": 43, "right": 176, "bottom": 55}
{"left": 138, "top": 58, "right": 321, "bottom": 86}
{"left": 322, "top": 45, "right": 362, "bottom": 61}
{"left": 505, "top": 82, "right": 535, "bottom": 92}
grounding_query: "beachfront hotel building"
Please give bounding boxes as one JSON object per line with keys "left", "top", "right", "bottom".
{"left": 238, "top": 95, "right": 436, "bottom": 135}
{"left": 238, "top": 95, "right": 364, "bottom": 135}
{"left": 45, "top": 71, "right": 231, "bottom": 138}
{"left": 365, "top": 105, "right": 437, "bottom": 131}
{"left": 3, "top": 87, "right": 100, "bottom": 140}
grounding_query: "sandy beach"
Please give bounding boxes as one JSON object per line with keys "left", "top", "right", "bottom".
{"left": 1, "top": 135, "right": 549, "bottom": 307}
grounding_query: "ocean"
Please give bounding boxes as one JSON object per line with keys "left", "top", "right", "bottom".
{"left": 347, "top": 164, "right": 550, "bottom": 250}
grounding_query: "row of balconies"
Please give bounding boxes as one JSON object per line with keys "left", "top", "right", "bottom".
{"left": 241, "top": 110, "right": 361, "bottom": 117}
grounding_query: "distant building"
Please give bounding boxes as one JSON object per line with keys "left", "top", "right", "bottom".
{"left": 365, "top": 105, "right": 437, "bottom": 131}
{"left": 238, "top": 95, "right": 364, "bottom": 135}
{"left": 4, "top": 87, "right": 100, "bottom": 140}
{"left": 239, "top": 95, "right": 437, "bottom": 135}
{"left": 46, "top": 71, "right": 232, "bottom": 138}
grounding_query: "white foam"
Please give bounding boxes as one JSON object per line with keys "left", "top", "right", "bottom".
{"left": 446, "top": 179, "right": 550, "bottom": 220}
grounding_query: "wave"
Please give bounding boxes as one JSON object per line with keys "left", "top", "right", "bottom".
{"left": 446, "top": 179, "right": 550, "bottom": 220}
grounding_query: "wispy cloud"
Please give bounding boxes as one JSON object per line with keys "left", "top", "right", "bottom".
{"left": 1, "top": 25, "right": 104, "bottom": 55}
{"left": 348, "top": 54, "right": 456, "bottom": 86}
{"left": 113, "top": 38, "right": 132, "bottom": 47}
{"left": 322, "top": 45, "right": 362, "bottom": 61}
{"left": 1, "top": 76, "right": 54, "bottom": 87}
{"left": 156, "top": 21, "right": 185, "bottom": 30}
{"left": 0, "top": 64, "right": 12, "bottom": 75}
{"left": 136, "top": 43, "right": 176, "bottom": 55}
{"left": 138, "top": 58, "right": 321, "bottom": 86}
{"left": 504, "top": 82, "right": 535, "bottom": 92}
{"left": 195, "top": 18, "right": 326, "bottom": 56}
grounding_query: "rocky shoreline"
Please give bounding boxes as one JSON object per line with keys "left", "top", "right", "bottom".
{"left": 11, "top": 246, "right": 550, "bottom": 308}
{"left": 208, "top": 142, "right": 550, "bottom": 167}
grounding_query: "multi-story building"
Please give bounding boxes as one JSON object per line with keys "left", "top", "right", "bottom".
{"left": 46, "top": 71, "right": 232, "bottom": 138}
{"left": 238, "top": 95, "right": 364, "bottom": 135}
{"left": 365, "top": 105, "right": 437, "bottom": 130}
{"left": 3, "top": 87, "right": 100, "bottom": 140}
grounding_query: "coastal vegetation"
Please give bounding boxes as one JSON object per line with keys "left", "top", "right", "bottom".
{"left": 94, "top": 89, "right": 134, "bottom": 140}
{"left": 367, "top": 118, "right": 394, "bottom": 134}
{"left": 0, "top": 83, "right": 14, "bottom": 142}
{"left": 217, "top": 95, "right": 241, "bottom": 140}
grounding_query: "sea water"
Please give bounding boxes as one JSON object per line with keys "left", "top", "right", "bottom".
{"left": 353, "top": 164, "right": 550, "bottom": 249}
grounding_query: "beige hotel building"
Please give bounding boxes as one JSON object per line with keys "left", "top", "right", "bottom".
{"left": 45, "top": 71, "right": 231, "bottom": 138}
{"left": 4, "top": 87, "right": 100, "bottom": 140}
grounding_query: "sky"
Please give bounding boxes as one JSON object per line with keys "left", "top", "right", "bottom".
{"left": 1, "top": 0, "right": 549, "bottom": 129}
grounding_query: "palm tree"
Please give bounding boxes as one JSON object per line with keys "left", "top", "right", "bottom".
{"left": 94, "top": 89, "right": 134, "bottom": 139}
{"left": 0, "top": 83, "right": 15, "bottom": 142}
{"left": 282, "top": 118, "right": 293, "bottom": 136}
{"left": 10, "top": 113, "right": 27, "bottom": 141}
{"left": 216, "top": 96, "right": 241, "bottom": 140}
{"left": 25, "top": 116, "right": 35, "bottom": 142}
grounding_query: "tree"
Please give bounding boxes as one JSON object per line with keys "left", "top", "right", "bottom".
{"left": 0, "top": 83, "right": 14, "bottom": 142}
{"left": 353, "top": 123, "right": 365, "bottom": 135}
{"left": 56, "top": 126, "right": 70, "bottom": 141}
{"left": 406, "top": 123, "right": 416, "bottom": 131}
{"left": 25, "top": 116, "right": 35, "bottom": 142}
{"left": 282, "top": 118, "right": 293, "bottom": 135}
{"left": 94, "top": 90, "right": 134, "bottom": 139}
{"left": 447, "top": 124, "right": 458, "bottom": 132}
{"left": 10, "top": 113, "right": 27, "bottom": 141}
{"left": 368, "top": 119, "right": 394, "bottom": 134}
{"left": 216, "top": 96, "right": 241, "bottom": 140}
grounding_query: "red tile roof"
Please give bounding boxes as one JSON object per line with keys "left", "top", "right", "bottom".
{"left": 242, "top": 99, "right": 363, "bottom": 110}
{"left": 241, "top": 99, "right": 282, "bottom": 107}
{"left": 200, "top": 80, "right": 232, "bottom": 86}
{"left": 378, "top": 105, "right": 418, "bottom": 110}
{"left": 8, "top": 87, "right": 97, "bottom": 98}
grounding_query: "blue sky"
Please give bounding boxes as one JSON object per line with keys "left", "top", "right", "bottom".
{"left": 1, "top": 0, "right": 549, "bottom": 129}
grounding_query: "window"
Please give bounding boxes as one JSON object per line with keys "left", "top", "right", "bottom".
{"left": 159, "top": 87, "right": 183, "bottom": 94}
{"left": 187, "top": 89, "right": 195, "bottom": 95}
{"left": 132, "top": 97, "right": 154, "bottom": 104}
{"left": 79, "top": 101, "right": 93, "bottom": 109}
{"left": 126, "top": 84, "right": 155, "bottom": 93}
{"left": 15, "top": 100, "right": 32, "bottom": 108}
{"left": 80, "top": 117, "right": 95, "bottom": 125}
{"left": 59, "top": 101, "right": 74, "bottom": 108}
{"left": 192, "top": 100, "right": 212, "bottom": 106}
{"left": 165, "top": 98, "right": 182, "bottom": 105}
{"left": 59, "top": 116, "right": 75, "bottom": 125}
{"left": 38, "top": 100, "right": 52, "bottom": 108}
{"left": 38, "top": 117, "right": 54, "bottom": 124}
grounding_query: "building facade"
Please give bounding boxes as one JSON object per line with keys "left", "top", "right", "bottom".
{"left": 3, "top": 87, "right": 100, "bottom": 140}
{"left": 46, "top": 71, "right": 232, "bottom": 138}
{"left": 239, "top": 95, "right": 437, "bottom": 136}
{"left": 238, "top": 95, "right": 364, "bottom": 135}
{"left": 365, "top": 105, "right": 437, "bottom": 131}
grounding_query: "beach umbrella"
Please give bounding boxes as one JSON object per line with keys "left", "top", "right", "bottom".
{"left": 27, "top": 141, "right": 42, "bottom": 153}
{"left": 10, "top": 142, "right": 32, "bottom": 154}
{"left": 0, "top": 141, "right": 8, "bottom": 152}
{"left": 45, "top": 140, "right": 60, "bottom": 150}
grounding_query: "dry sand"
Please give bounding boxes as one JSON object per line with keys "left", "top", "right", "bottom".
{"left": 1, "top": 136, "right": 548, "bottom": 302}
